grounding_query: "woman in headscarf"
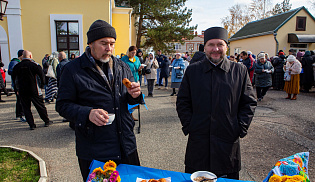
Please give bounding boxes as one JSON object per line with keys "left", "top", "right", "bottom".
{"left": 284, "top": 55, "right": 302, "bottom": 100}
{"left": 254, "top": 53, "right": 274, "bottom": 101}
{"left": 144, "top": 52, "right": 159, "bottom": 97}
{"left": 121, "top": 46, "right": 144, "bottom": 83}
{"left": 301, "top": 51, "right": 315, "bottom": 92}
{"left": 45, "top": 51, "right": 59, "bottom": 103}
{"left": 170, "top": 53, "right": 186, "bottom": 96}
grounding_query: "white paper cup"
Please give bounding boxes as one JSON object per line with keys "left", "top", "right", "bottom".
{"left": 106, "top": 114, "right": 115, "bottom": 125}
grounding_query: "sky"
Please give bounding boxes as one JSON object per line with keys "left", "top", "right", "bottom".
{"left": 185, "top": 0, "right": 315, "bottom": 33}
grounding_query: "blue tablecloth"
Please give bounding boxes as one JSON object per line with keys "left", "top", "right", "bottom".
{"left": 88, "top": 160, "right": 253, "bottom": 182}
{"left": 128, "top": 94, "right": 148, "bottom": 113}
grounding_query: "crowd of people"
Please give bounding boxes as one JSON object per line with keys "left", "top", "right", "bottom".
{"left": 0, "top": 18, "right": 314, "bottom": 182}
{"left": 226, "top": 49, "right": 315, "bottom": 101}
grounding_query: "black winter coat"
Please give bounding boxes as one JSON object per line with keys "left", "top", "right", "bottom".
{"left": 190, "top": 51, "right": 205, "bottom": 64}
{"left": 272, "top": 56, "right": 285, "bottom": 73}
{"left": 157, "top": 54, "right": 169, "bottom": 78}
{"left": 176, "top": 57, "right": 257, "bottom": 174}
{"left": 301, "top": 55, "right": 315, "bottom": 84}
{"left": 12, "top": 59, "right": 45, "bottom": 96}
{"left": 56, "top": 51, "right": 143, "bottom": 161}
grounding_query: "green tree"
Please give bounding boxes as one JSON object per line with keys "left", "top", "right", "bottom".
{"left": 115, "top": 0, "right": 197, "bottom": 53}
{"left": 271, "top": 0, "right": 292, "bottom": 15}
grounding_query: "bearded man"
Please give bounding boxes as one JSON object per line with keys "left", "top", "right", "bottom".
{"left": 176, "top": 27, "right": 257, "bottom": 179}
{"left": 56, "top": 20, "right": 143, "bottom": 181}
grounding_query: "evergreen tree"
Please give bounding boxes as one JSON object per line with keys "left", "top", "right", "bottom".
{"left": 115, "top": 0, "right": 197, "bottom": 53}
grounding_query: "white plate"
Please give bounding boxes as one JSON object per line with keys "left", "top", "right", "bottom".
{"left": 191, "top": 171, "right": 217, "bottom": 182}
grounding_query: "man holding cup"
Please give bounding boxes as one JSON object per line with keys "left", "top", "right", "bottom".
{"left": 56, "top": 19, "right": 143, "bottom": 181}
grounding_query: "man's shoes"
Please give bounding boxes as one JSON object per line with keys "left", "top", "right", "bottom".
{"left": 62, "top": 119, "right": 69, "bottom": 122}
{"left": 20, "top": 117, "right": 26, "bottom": 122}
{"left": 148, "top": 94, "right": 153, "bottom": 97}
{"left": 44, "top": 120, "right": 53, "bottom": 127}
{"left": 0, "top": 100, "right": 5, "bottom": 102}
{"left": 258, "top": 98, "right": 262, "bottom": 101}
{"left": 170, "top": 92, "right": 176, "bottom": 96}
{"left": 30, "top": 124, "right": 37, "bottom": 130}
{"left": 155, "top": 83, "right": 159, "bottom": 86}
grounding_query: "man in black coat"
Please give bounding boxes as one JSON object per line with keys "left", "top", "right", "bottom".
{"left": 56, "top": 19, "right": 143, "bottom": 182}
{"left": 156, "top": 50, "right": 168, "bottom": 87}
{"left": 176, "top": 27, "right": 257, "bottom": 180}
{"left": 190, "top": 44, "right": 205, "bottom": 64}
{"left": 12, "top": 50, "right": 51, "bottom": 130}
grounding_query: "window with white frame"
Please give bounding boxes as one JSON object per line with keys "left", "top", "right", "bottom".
{"left": 175, "top": 43, "right": 182, "bottom": 50}
{"left": 50, "top": 14, "right": 84, "bottom": 58}
{"left": 55, "top": 21, "right": 79, "bottom": 58}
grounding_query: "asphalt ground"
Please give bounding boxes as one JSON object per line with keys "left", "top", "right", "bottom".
{"left": 0, "top": 83, "right": 314, "bottom": 182}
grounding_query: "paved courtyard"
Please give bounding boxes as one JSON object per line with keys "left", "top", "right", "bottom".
{"left": 0, "top": 85, "right": 314, "bottom": 181}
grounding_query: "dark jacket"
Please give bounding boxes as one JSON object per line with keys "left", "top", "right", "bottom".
{"left": 56, "top": 49, "right": 143, "bottom": 161}
{"left": 56, "top": 58, "right": 70, "bottom": 85}
{"left": 301, "top": 54, "right": 315, "bottom": 84}
{"left": 42, "top": 57, "right": 49, "bottom": 74}
{"left": 243, "top": 57, "right": 255, "bottom": 72}
{"left": 176, "top": 57, "right": 257, "bottom": 174}
{"left": 8, "top": 58, "right": 21, "bottom": 89}
{"left": 272, "top": 55, "right": 285, "bottom": 73}
{"left": 190, "top": 51, "right": 205, "bottom": 64}
{"left": 254, "top": 61, "right": 274, "bottom": 87}
{"left": 157, "top": 54, "right": 169, "bottom": 78}
{"left": 12, "top": 58, "right": 45, "bottom": 96}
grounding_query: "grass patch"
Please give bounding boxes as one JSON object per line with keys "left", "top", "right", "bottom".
{"left": 0, "top": 147, "right": 40, "bottom": 182}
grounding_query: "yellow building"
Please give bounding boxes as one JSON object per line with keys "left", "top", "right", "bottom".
{"left": 229, "top": 6, "right": 315, "bottom": 57}
{"left": 0, "top": 0, "right": 136, "bottom": 82}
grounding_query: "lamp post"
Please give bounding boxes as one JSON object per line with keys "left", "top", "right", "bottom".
{"left": 0, "top": 0, "right": 8, "bottom": 21}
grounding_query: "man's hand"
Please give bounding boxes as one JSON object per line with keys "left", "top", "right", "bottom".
{"left": 89, "top": 109, "right": 109, "bottom": 126}
{"left": 127, "top": 82, "right": 141, "bottom": 98}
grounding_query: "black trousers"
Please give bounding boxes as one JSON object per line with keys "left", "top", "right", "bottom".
{"left": 78, "top": 149, "right": 140, "bottom": 182}
{"left": 19, "top": 93, "right": 49, "bottom": 127}
{"left": 185, "top": 166, "right": 240, "bottom": 180}
{"left": 256, "top": 86, "right": 270, "bottom": 99}
{"left": 147, "top": 79, "right": 155, "bottom": 95}
{"left": 14, "top": 89, "right": 24, "bottom": 118}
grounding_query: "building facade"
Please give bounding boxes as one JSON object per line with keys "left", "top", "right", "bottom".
{"left": 0, "top": 0, "right": 136, "bottom": 82}
{"left": 174, "top": 32, "right": 204, "bottom": 56}
{"left": 229, "top": 6, "right": 315, "bottom": 57}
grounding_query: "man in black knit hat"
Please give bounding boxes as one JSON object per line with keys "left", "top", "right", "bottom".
{"left": 176, "top": 27, "right": 257, "bottom": 179}
{"left": 56, "top": 19, "right": 143, "bottom": 181}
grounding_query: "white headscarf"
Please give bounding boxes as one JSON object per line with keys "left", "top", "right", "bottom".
{"left": 148, "top": 52, "right": 155, "bottom": 63}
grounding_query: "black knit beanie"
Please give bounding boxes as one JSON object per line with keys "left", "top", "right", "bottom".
{"left": 87, "top": 20, "right": 116, "bottom": 44}
{"left": 204, "top": 27, "right": 228, "bottom": 45}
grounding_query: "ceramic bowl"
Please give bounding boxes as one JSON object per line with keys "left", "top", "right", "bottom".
{"left": 190, "top": 171, "right": 217, "bottom": 182}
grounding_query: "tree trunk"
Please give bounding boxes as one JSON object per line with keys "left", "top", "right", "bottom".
{"left": 136, "top": 15, "right": 143, "bottom": 48}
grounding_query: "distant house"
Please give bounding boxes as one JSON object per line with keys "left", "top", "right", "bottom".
{"left": 0, "top": 0, "right": 136, "bottom": 82}
{"left": 229, "top": 6, "right": 315, "bottom": 57}
{"left": 174, "top": 31, "right": 204, "bottom": 56}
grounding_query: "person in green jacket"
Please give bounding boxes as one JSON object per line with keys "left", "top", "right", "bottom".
{"left": 121, "top": 46, "right": 144, "bottom": 83}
